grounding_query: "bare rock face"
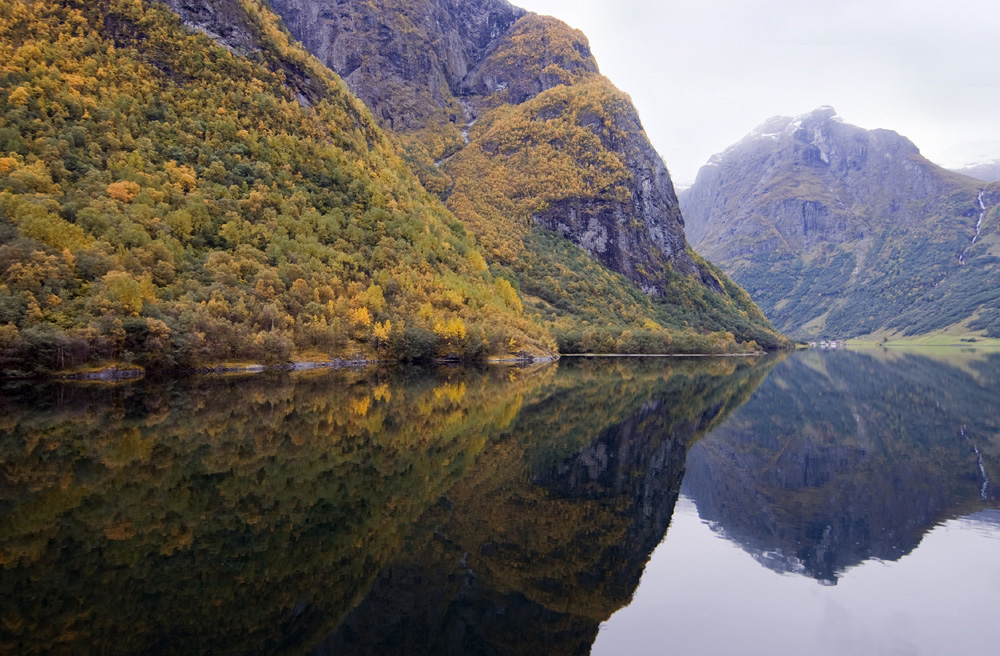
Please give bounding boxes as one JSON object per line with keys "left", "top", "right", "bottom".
{"left": 681, "top": 107, "right": 1000, "bottom": 339}
{"left": 267, "top": 0, "right": 528, "bottom": 130}
{"left": 531, "top": 100, "right": 701, "bottom": 291}
{"left": 158, "top": 0, "right": 260, "bottom": 53}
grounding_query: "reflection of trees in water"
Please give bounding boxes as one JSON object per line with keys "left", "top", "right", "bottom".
{"left": 683, "top": 350, "right": 1000, "bottom": 584}
{"left": 0, "top": 357, "right": 776, "bottom": 655}
{"left": 0, "top": 365, "right": 549, "bottom": 655}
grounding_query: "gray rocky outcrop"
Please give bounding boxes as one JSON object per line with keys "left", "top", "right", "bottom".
{"left": 267, "top": 0, "right": 528, "bottom": 129}
{"left": 532, "top": 104, "right": 701, "bottom": 291}
{"left": 158, "top": 0, "right": 261, "bottom": 53}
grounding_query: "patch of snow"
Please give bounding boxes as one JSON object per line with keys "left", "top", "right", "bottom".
{"left": 700, "top": 106, "right": 844, "bottom": 168}
{"left": 783, "top": 116, "right": 804, "bottom": 136}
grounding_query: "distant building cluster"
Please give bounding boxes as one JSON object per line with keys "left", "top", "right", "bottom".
{"left": 810, "top": 341, "right": 845, "bottom": 349}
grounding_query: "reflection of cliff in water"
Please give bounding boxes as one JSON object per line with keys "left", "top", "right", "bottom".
{"left": 683, "top": 350, "right": 1000, "bottom": 584}
{"left": 314, "top": 356, "right": 779, "bottom": 656}
{"left": 0, "top": 357, "right": 776, "bottom": 655}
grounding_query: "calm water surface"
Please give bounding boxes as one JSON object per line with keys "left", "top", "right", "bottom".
{"left": 1, "top": 350, "right": 998, "bottom": 654}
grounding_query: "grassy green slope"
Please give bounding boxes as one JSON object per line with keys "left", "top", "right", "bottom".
{"left": 730, "top": 177, "right": 1000, "bottom": 339}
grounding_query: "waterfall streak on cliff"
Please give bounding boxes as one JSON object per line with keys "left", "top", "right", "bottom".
{"left": 434, "top": 119, "right": 478, "bottom": 167}
{"left": 959, "top": 191, "right": 987, "bottom": 263}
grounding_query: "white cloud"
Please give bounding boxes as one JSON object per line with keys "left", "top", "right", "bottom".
{"left": 514, "top": 0, "right": 1000, "bottom": 184}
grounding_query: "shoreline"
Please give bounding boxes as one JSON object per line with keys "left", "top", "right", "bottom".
{"left": 3, "top": 352, "right": 778, "bottom": 383}
{"left": 49, "top": 359, "right": 376, "bottom": 382}
{"left": 7, "top": 354, "right": 561, "bottom": 382}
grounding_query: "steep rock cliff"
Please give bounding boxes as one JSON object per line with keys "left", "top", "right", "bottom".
{"left": 267, "top": 0, "right": 527, "bottom": 131}
{"left": 157, "top": 0, "right": 260, "bottom": 52}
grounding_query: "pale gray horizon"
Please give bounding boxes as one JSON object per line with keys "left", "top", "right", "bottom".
{"left": 515, "top": 0, "right": 1000, "bottom": 186}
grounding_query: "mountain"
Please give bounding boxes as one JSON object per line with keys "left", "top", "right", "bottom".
{"left": 681, "top": 107, "right": 1000, "bottom": 339}
{"left": 0, "top": 0, "right": 785, "bottom": 376}
{"left": 955, "top": 161, "right": 1000, "bottom": 182}
{"left": 949, "top": 160, "right": 1000, "bottom": 184}
{"left": 264, "top": 0, "right": 787, "bottom": 352}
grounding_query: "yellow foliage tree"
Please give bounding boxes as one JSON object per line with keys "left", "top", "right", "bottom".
{"left": 103, "top": 271, "right": 155, "bottom": 315}
{"left": 495, "top": 278, "right": 522, "bottom": 313}
{"left": 8, "top": 86, "right": 30, "bottom": 106}
{"left": 373, "top": 320, "right": 391, "bottom": 343}
{"left": 350, "top": 307, "right": 372, "bottom": 328}
{"left": 434, "top": 317, "right": 466, "bottom": 341}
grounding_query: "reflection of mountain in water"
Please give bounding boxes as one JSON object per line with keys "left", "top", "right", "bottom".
{"left": 313, "top": 357, "right": 778, "bottom": 656}
{"left": 0, "top": 357, "right": 775, "bottom": 655}
{"left": 683, "top": 350, "right": 1000, "bottom": 584}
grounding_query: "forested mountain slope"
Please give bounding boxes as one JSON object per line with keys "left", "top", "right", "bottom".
{"left": 681, "top": 107, "right": 1000, "bottom": 339}
{"left": 267, "top": 0, "right": 787, "bottom": 352}
{"left": 0, "top": 0, "right": 555, "bottom": 374}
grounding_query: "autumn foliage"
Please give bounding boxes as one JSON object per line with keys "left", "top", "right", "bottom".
{"left": 0, "top": 0, "right": 554, "bottom": 374}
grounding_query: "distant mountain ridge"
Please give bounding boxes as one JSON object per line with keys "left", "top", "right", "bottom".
{"left": 935, "top": 141, "right": 1000, "bottom": 183}
{"left": 949, "top": 160, "right": 1000, "bottom": 184}
{"left": 681, "top": 107, "right": 1000, "bottom": 339}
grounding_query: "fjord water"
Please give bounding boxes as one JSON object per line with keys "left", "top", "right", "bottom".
{"left": 593, "top": 349, "right": 1000, "bottom": 655}
{"left": 1, "top": 351, "right": 998, "bottom": 655}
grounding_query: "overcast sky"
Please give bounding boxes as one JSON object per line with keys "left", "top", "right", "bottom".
{"left": 515, "top": 0, "right": 1000, "bottom": 185}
